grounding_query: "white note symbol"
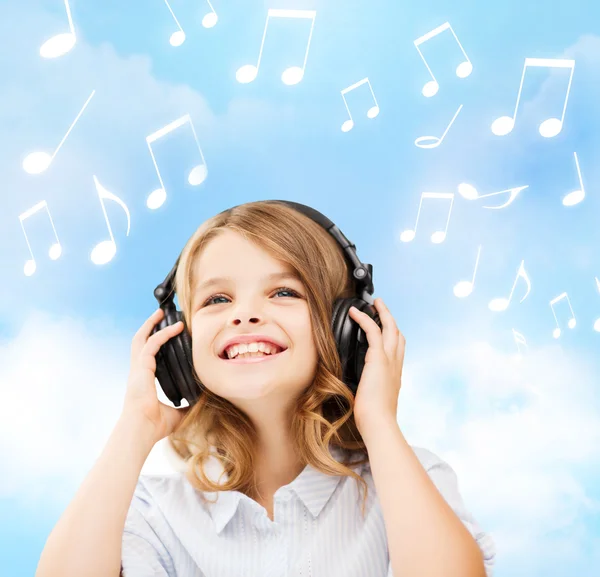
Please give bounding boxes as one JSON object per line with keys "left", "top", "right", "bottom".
{"left": 512, "top": 328, "right": 528, "bottom": 357}
{"left": 413, "top": 22, "right": 473, "bottom": 97}
{"left": 549, "top": 292, "right": 576, "bottom": 338}
{"left": 163, "top": 0, "right": 186, "bottom": 46}
{"left": 488, "top": 260, "right": 531, "bottom": 312}
{"left": 562, "top": 152, "right": 585, "bottom": 207}
{"left": 22, "top": 89, "right": 96, "bottom": 175}
{"left": 415, "top": 104, "right": 463, "bottom": 149}
{"left": 90, "top": 176, "right": 131, "bottom": 265}
{"left": 491, "top": 58, "right": 575, "bottom": 138}
{"left": 236, "top": 9, "right": 317, "bottom": 85}
{"left": 19, "top": 200, "right": 62, "bottom": 276}
{"left": 593, "top": 277, "right": 600, "bottom": 333}
{"left": 202, "top": 0, "right": 218, "bottom": 28}
{"left": 40, "top": 0, "right": 76, "bottom": 59}
{"left": 453, "top": 245, "right": 482, "bottom": 298}
{"left": 145, "top": 114, "right": 208, "bottom": 210}
{"left": 400, "top": 192, "right": 455, "bottom": 244}
{"left": 457, "top": 183, "right": 529, "bottom": 210}
{"left": 340, "top": 77, "right": 380, "bottom": 132}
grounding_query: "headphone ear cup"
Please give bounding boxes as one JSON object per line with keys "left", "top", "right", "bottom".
{"left": 332, "top": 298, "right": 381, "bottom": 396}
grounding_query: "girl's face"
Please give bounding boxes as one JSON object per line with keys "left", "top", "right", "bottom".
{"left": 188, "top": 229, "right": 319, "bottom": 414}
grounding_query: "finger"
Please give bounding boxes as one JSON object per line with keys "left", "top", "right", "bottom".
{"left": 373, "top": 298, "right": 401, "bottom": 358}
{"left": 144, "top": 320, "right": 184, "bottom": 356}
{"left": 131, "top": 309, "right": 164, "bottom": 356}
{"left": 348, "top": 304, "right": 384, "bottom": 352}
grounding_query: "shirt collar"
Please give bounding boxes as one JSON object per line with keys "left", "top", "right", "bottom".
{"left": 199, "top": 444, "right": 366, "bottom": 534}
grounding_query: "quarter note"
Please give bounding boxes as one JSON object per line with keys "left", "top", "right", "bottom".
{"left": 457, "top": 183, "right": 529, "bottom": 210}
{"left": 163, "top": 0, "right": 186, "bottom": 46}
{"left": 488, "top": 260, "right": 531, "bottom": 312}
{"left": 19, "top": 200, "right": 62, "bottom": 276}
{"left": 415, "top": 104, "right": 463, "bottom": 149}
{"left": 22, "top": 89, "right": 96, "bottom": 175}
{"left": 400, "top": 192, "right": 455, "bottom": 244}
{"left": 145, "top": 114, "right": 208, "bottom": 210}
{"left": 562, "top": 152, "right": 585, "bottom": 207}
{"left": 90, "top": 176, "right": 131, "bottom": 266}
{"left": 236, "top": 9, "right": 317, "bottom": 85}
{"left": 40, "top": 0, "right": 76, "bottom": 59}
{"left": 413, "top": 22, "right": 472, "bottom": 98}
{"left": 453, "top": 245, "right": 482, "bottom": 298}
{"left": 340, "top": 77, "right": 380, "bottom": 132}
{"left": 549, "top": 292, "right": 576, "bottom": 338}
{"left": 491, "top": 57, "right": 575, "bottom": 138}
{"left": 202, "top": 0, "right": 218, "bottom": 28}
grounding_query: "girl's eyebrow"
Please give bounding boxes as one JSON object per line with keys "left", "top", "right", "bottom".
{"left": 195, "top": 271, "right": 302, "bottom": 295}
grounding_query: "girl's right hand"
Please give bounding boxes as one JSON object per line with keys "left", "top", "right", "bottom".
{"left": 121, "top": 308, "right": 191, "bottom": 443}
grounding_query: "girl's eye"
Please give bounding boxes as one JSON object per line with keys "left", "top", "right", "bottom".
{"left": 202, "top": 287, "right": 301, "bottom": 307}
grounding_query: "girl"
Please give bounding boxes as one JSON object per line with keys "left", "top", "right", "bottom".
{"left": 35, "top": 200, "right": 495, "bottom": 577}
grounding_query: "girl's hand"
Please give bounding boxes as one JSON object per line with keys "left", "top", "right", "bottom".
{"left": 348, "top": 298, "right": 406, "bottom": 438}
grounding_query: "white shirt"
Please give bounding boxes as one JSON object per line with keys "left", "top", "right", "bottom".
{"left": 121, "top": 444, "right": 496, "bottom": 577}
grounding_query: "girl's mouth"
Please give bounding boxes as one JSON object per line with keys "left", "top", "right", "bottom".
{"left": 220, "top": 349, "right": 287, "bottom": 364}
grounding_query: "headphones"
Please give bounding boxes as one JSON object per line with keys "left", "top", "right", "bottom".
{"left": 151, "top": 200, "right": 382, "bottom": 409}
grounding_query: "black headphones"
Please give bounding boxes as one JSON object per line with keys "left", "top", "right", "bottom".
{"left": 151, "top": 200, "right": 382, "bottom": 408}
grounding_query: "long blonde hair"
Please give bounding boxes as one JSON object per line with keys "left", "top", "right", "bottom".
{"left": 167, "top": 200, "right": 370, "bottom": 518}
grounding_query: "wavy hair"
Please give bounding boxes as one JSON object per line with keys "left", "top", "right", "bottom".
{"left": 167, "top": 200, "right": 370, "bottom": 519}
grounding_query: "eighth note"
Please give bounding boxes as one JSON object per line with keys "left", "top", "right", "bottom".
{"left": 40, "top": 0, "right": 76, "bottom": 59}
{"left": 413, "top": 22, "right": 473, "bottom": 97}
{"left": 19, "top": 200, "right": 62, "bottom": 277}
{"left": 562, "top": 151, "right": 585, "bottom": 207}
{"left": 145, "top": 114, "right": 208, "bottom": 210}
{"left": 22, "top": 89, "right": 96, "bottom": 175}
{"left": 491, "top": 57, "right": 575, "bottom": 138}
{"left": 512, "top": 328, "right": 528, "bottom": 357}
{"left": 415, "top": 104, "right": 463, "bottom": 149}
{"left": 549, "top": 292, "right": 576, "bottom": 338}
{"left": 236, "top": 9, "right": 317, "bottom": 85}
{"left": 400, "top": 192, "right": 455, "bottom": 244}
{"left": 453, "top": 245, "right": 482, "bottom": 298}
{"left": 457, "top": 183, "right": 529, "bottom": 210}
{"left": 90, "top": 176, "right": 131, "bottom": 266}
{"left": 488, "top": 260, "right": 531, "bottom": 312}
{"left": 340, "top": 77, "right": 380, "bottom": 132}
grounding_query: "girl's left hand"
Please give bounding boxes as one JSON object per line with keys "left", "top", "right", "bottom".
{"left": 348, "top": 297, "right": 406, "bottom": 438}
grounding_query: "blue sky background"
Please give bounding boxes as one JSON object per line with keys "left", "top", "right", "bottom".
{"left": 2, "top": 0, "right": 600, "bottom": 575}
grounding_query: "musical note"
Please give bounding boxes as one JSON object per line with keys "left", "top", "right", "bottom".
{"left": 512, "top": 328, "right": 528, "bottom": 357}
{"left": 415, "top": 104, "right": 463, "bottom": 149}
{"left": 593, "top": 277, "right": 600, "bottom": 333}
{"left": 562, "top": 152, "right": 585, "bottom": 207}
{"left": 400, "top": 192, "right": 455, "bottom": 244}
{"left": 453, "top": 245, "right": 482, "bottom": 298}
{"left": 202, "top": 0, "right": 218, "bottom": 28}
{"left": 413, "top": 22, "right": 473, "bottom": 98}
{"left": 236, "top": 9, "right": 317, "bottom": 85}
{"left": 488, "top": 260, "right": 531, "bottom": 312}
{"left": 491, "top": 57, "right": 575, "bottom": 138}
{"left": 549, "top": 292, "right": 576, "bottom": 338}
{"left": 145, "top": 114, "right": 208, "bottom": 210}
{"left": 90, "top": 176, "right": 131, "bottom": 265}
{"left": 40, "top": 0, "right": 76, "bottom": 59}
{"left": 340, "top": 77, "right": 380, "bottom": 132}
{"left": 19, "top": 200, "right": 62, "bottom": 276}
{"left": 22, "top": 89, "right": 96, "bottom": 175}
{"left": 457, "top": 183, "right": 529, "bottom": 210}
{"left": 163, "top": 0, "right": 186, "bottom": 46}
